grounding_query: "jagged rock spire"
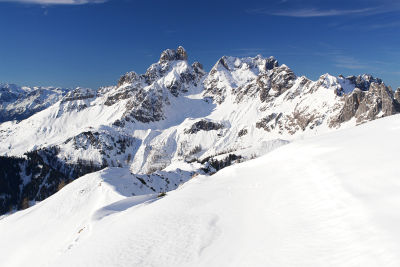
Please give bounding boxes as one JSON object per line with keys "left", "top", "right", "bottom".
{"left": 117, "top": 71, "right": 139, "bottom": 87}
{"left": 159, "top": 46, "right": 188, "bottom": 62}
{"left": 394, "top": 88, "right": 400, "bottom": 104}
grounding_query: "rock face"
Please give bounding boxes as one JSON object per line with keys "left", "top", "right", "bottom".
{"left": 395, "top": 88, "right": 400, "bottom": 104}
{"left": 109, "top": 47, "right": 204, "bottom": 124}
{"left": 63, "top": 130, "right": 140, "bottom": 167}
{"left": 356, "top": 83, "right": 398, "bottom": 122}
{"left": 117, "top": 71, "right": 139, "bottom": 87}
{"left": 332, "top": 82, "right": 399, "bottom": 125}
{"left": 62, "top": 87, "right": 96, "bottom": 102}
{"left": 346, "top": 74, "right": 383, "bottom": 91}
{"left": 258, "top": 64, "right": 296, "bottom": 101}
{"left": 184, "top": 120, "right": 224, "bottom": 134}
{"left": 159, "top": 46, "right": 188, "bottom": 62}
{"left": 333, "top": 88, "right": 365, "bottom": 124}
{"left": 203, "top": 55, "right": 280, "bottom": 104}
{"left": 0, "top": 46, "right": 399, "bottom": 215}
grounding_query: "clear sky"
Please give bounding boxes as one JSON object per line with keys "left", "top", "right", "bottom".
{"left": 0, "top": 0, "right": 399, "bottom": 89}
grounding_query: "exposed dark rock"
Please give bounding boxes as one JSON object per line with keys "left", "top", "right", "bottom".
{"left": 115, "top": 55, "right": 203, "bottom": 123}
{"left": 259, "top": 65, "right": 296, "bottom": 101}
{"left": 331, "top": 82, "right": 399, "bottom": 126}
{"left": 57, "top": 88, "right": 96, "bottom": 115}
{"left": 287, "top": 109, "right": 319, "bottom": 132}
{"left": 395, "top": 88, "right": 400, "bottom": 104}
{"left": 176, "top": 46, "right": 188, "bottom": 61}
{"left": 105, "top": 91, "right": 131, "bottom": 106}
{"left": 234, "top": 83, "right": 259, "bottom": 103}
{"left": 332, "top": 88, "right": 365, "bottom": 125}
{"left": 355, "top": 83, "right": 398, "bottom": 122}
{"left": 265, "top": 56, "right": 279, "bottom": 70}
{"left": 192, "top": 61, "right": 205, "bottom": 76}
{"left": 62, "top": 87, "right": 95, "bottom": 102}
{"left": 184, "top": 120, "right": 224, "bottom": 134}
{"left": 166, "top": 72, "right": 197, "bottom": 96}
{"left": 64, "top": 130, "right": 139, "bottom": 166}
{"left": 112, "top": 119, "right": 125, "bottom": 127}
{"left": 122, "top": 87, "right": 165, "bottom": 123}
{"left": 159, "top": 46, "right": 188, "bottom": 62}
{"left": 346, "top": 74, "right": 382, "bottom": 91}
{"left": 217, "top": 56, "right": 230, "bottom": 70}
{"left": 201, "top": 154, "right": 242, "bottom": 174}
{"left": 238, "top": 128, "right": 248, "bottom": 137}
{"left": 256, "top": 113, "right": 283, "bottom": 132}
{"left": 117, "top": 71, "right": 139, "bottom": 87}
{"left": 256, "top": 113, "right": 278, "bottom": 130}
{"left": 104, "top": 84, "right": 142, "bottom": 106}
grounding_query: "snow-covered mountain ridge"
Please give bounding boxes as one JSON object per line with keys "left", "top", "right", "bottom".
{"left": 0, "top": 83, "right": 74, "bottom": 123}
{"left": 0, "top": 46, "right": 399, "bottom": 214}
{"left": 1, "top": 113, "right": 400, "bottom": 267}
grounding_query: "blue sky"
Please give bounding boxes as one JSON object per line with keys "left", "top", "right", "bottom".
{"left": 0, "top": 0, "right": 399, "bottom": 89}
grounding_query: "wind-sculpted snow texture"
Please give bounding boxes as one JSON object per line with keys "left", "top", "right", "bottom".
{"left": 0, "top": 46, "right": 399, "bottom": 214}
{"left": 1, "top": 114, "right": 400, "bottom": 267}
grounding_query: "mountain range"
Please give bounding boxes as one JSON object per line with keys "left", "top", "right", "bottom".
{"left": 1, "top": 46, "right": 399, "bottom": 215}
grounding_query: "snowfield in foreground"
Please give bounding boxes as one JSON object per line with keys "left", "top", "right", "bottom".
{"left": 1, "top": 114, "right": 400, "bottom": 267}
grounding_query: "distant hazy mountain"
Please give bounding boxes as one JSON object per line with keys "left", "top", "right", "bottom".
{"left": 0, "top": 83, "right": 70, "bottom": 123}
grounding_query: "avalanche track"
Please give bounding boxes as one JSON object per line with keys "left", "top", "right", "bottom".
{"left": 1, "top": 115, "right": 400, "bottom": 267}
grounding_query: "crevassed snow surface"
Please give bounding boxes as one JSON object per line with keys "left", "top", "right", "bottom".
{"left": 1, "top": 115, "right": 400, "bottom": 267}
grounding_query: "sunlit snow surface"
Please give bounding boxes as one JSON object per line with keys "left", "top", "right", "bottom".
{"left": 1, "top": 115, "right": 400, "bottom": 267}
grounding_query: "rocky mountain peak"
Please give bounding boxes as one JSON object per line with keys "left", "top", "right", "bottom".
{"left": 346, "top": 74, "right": 383, "bottom": 91}
{"left": 62, "top": 87, "right": 96, "bottom": 102}
{"left": 117, "top": 71, "right": 139, "bottom": 87}
{"left": 159, "top": 46, "right": 188, "bottom": 62}
{"left": 192, "top": 61, "right": 205, "bottom": 75}
{"left": 395, "top": 88, "right": 400, "bottom": 103}
{"left": 212, "top": 55, "right": 278, "bottom": 74}
{"left": 265, "top": 56, "right": 279, "bottom": 70}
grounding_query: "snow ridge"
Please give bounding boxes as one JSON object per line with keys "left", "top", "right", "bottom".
{"left": 2, "top": 114, "right": 400, "bottom": 267}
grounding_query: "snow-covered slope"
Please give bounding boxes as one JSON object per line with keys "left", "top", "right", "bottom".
{"left": 1, "top": 114, "right": 400, "bottom": 267}
{"left": 0, "top": 46, "right": 399, "bottom": 214}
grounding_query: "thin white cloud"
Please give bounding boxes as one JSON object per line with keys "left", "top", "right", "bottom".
{"left": 0, "top": 0, "right": 106, "bottom": 5}
{"left": 333, "top": 55, "right": 368, "bottom": 70}
{"left": 269, "top": 7, "right": 375, "bottom": 17}
{"left": 249, "top": 5, "right": 400, "bottom": 18}
{"left": 369, "top": 21, "right": 400, "bottom": 29}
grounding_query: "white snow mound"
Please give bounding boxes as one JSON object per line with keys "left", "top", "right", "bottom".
{"left": 1, "top": 115, "right": 400, "bottom": 267}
